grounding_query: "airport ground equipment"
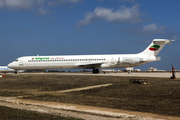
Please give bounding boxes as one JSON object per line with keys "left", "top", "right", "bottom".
{"left": 129, "top": 79, "right": 147, "bottom": 84}
{"left": 0, "top": 75, "right": 6, "bottom": 77}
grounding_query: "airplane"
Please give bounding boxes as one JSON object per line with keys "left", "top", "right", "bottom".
{"left": 8, "top": 39, "right": 172, "bottom": 74}
{"left": 0, "top": 66, "right": 15, "bottom": 73}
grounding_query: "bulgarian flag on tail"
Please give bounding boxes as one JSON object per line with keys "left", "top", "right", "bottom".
{"left": 149, "top": 45, "right": 160, "bottom": 51}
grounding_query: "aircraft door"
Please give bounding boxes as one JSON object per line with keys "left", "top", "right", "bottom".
{"left": 111, "top": 57, "right": 115, "bottom": 64}
{"left": 19, "top": 58, "right": 23, "bottom": 66}
{"left": 117, "top": 57, "right": 120, "bottom": 65}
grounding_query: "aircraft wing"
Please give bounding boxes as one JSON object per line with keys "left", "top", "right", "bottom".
{"left": 77, "top": 62, "right": 103, "bottom": 69}
{"left": 0, "top": 67, "right": 14, "bottom": 72}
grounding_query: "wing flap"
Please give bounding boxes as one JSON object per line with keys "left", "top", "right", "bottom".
{"left": 77, "top": 62, "right": 103, "bottom": 69}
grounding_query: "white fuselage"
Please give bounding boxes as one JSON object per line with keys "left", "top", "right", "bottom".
{"left": 7, "top": 39, "right": 172, "bottom": 73}
{"left": 7, "top": 54, "right": 158, "bottom": 70}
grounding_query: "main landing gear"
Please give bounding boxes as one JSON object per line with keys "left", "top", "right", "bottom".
{"left": 92, "top": 69, "right": 99, "bottom": 74}
{"left": 14, "top": 70, "right": 18, "bottom": 74}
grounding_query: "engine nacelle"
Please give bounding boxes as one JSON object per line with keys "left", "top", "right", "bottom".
{"left": 121, "top": 57, "right": 145, "bottom": 64}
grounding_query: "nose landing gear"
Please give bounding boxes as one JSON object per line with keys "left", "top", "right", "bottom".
{"left": 14, "top": 70, "right": 18, "bottom": 74}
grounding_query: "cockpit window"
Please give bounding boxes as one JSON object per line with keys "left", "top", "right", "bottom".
{"left": 15, "top": 59, "right": 18, "bottom": 62}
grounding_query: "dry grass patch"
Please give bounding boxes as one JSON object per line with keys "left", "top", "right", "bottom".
{"left": 0, "top": 74, "right": 180, "bottom": 117}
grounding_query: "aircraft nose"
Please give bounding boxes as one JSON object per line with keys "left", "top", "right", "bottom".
{"left": 7, "top": 63, "right": 13, "bottom": 68}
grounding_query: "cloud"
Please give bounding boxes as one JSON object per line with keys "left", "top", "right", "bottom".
{"left": 0, "top": 0, "right": 48, "bottom": 15}
{"left": 0, "top": 0, "right": 81, "bottom": 15}
{"left": 37, "top": 7, "right": 49, "bottom": 15}
{"left": 141, "top": 23, "right": 166, "bottom": 35}
{"left": 76, "top": 4, "right": 142, "bottom": 26}
{"left": 119, "top": 23, "right": 167, "bottom": 35}
{"left": 0, "top": 0, "right": 34, "bottom": 10}
{"left": 125, "top": 23, "right": 180, "bottom": 41}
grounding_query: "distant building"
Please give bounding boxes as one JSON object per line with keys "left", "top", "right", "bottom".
{"left": 148, "top": 67, "right": 157, "bottom": 71}
{"left": 117, "top": 70, "right": 122, "bottom": 72}
{"left": 126, "top": 67, "right": 134, "bottom": 71}
{"left": 135, "top": 69, "right": 141, "bottom": 71}
{"left": 101, "top": 69, "right": 115, "bottom": 72}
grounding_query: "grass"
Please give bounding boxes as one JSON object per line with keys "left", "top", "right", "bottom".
{"left": 0, "top": 74, "right": 180, "bottom": 117}
{"left": 0, "top": 105, "right": 82, "bottom": 120}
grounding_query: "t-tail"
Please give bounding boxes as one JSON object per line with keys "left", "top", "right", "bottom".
{"left": 139, "top": 39, "right": 172, "bottom": 57}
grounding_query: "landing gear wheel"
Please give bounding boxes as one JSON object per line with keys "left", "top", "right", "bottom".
{"left": 92, "top": 69, "right": 99, "bottom": 74}
{"left": 14, "top": 70, "right": 18, "bottom": 74}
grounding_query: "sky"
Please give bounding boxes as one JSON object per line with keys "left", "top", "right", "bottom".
{"left": 0, "top": 0, "right": 180, "bottom": 71}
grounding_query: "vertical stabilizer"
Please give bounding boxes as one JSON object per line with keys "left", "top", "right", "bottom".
{"left": 139, "top": 39, "right": 172, "bottom": 56}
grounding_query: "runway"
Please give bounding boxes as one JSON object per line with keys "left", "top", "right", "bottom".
{"left": 99, "top": 72, "right": 180, "bottom": 78}
{"left": 17, "top": 72, "right": 180, "bottom": 78}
